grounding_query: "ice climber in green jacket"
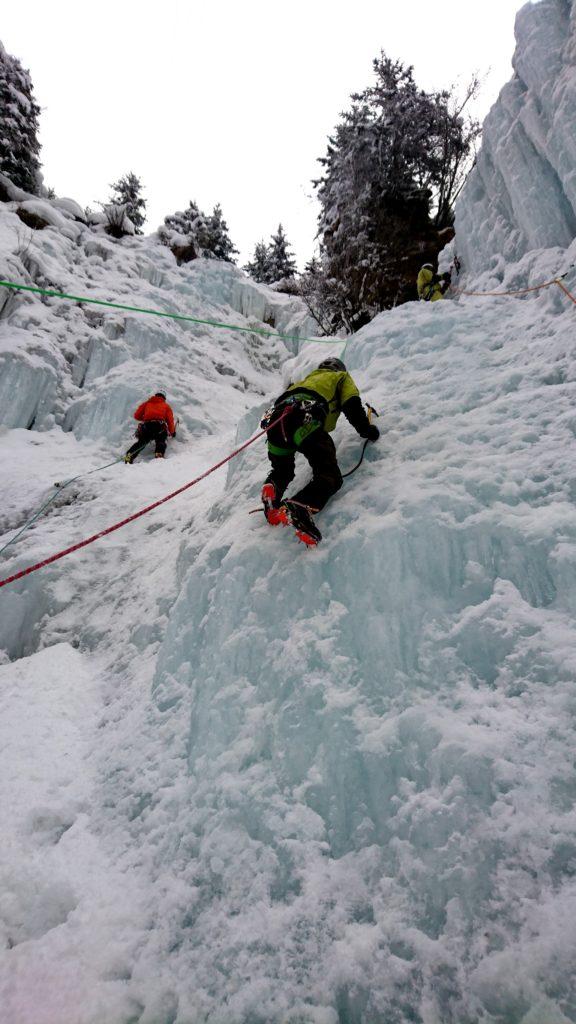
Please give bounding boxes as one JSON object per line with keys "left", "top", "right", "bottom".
{"left": 417, "top": 263, "right": 451, "bottom": 302}
{"left": 260, "top": 357, "right": 379, "bottom": 545}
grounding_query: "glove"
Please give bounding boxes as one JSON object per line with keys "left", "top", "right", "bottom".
{"left": 171, "top": 431, "right": 177, "bottom": 438}
{"left": 441, "top": 271, "right": 451, "bottom": 282}
{"left": 366, "top": 425, "right": 380, "bottom": 441}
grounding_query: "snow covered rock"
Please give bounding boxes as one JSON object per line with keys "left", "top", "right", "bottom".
{"left": 15, "top": 198, "right": 82, "bottom": 240}
{"left": 51, "top": 197, "right": 87, "bottom": 223}
{"left": 0, "top": 171, "right": 29, "bottom": 204}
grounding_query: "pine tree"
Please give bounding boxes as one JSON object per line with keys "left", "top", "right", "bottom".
{"left": 108, "top": 172, "right": 146, "bottom": 233}
{"left": 160, "top": 200, "right": 208, "bottom": 262}
{"left": 314, "top": 53, "right": 479, "bottom": 323}
{"left": 244, "top": 240, "right": 273, "bottom": 283}
{"left": 163, "top": 199, "right": 206, "bottom": 239}
{"left": 303, "top": 255, "right": 321, "bottom": 275}
{"left": 298, "top": 253, "right": 356, "bottom": 335}
{"left": 160, "top": 199, "right": 238, "bottom": 264}
{"left": 0, "top": 41, "right": 41, "bottom": 193}
{"left": 267, "top": 224, "right": 297, "bottom": 281}
{"left": 203, "top": 204, "right": 238, "bottom": 262}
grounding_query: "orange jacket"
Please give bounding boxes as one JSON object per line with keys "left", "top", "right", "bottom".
{"left": 134, "top": 395, "right": 175, "bottom": 435}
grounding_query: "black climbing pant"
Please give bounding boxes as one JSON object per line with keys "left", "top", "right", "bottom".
{"left": 265, "top": 429, "right": 343, "bottom": 512}
{"left": 126, "top": 420, "right": 168, "bottom": 460}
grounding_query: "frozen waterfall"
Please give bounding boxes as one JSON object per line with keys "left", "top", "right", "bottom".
{"left": 1, "top": 4, "right": 576, "bottom": 1018}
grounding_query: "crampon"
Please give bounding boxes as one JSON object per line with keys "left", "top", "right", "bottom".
{"left": 277, "top": 500, "right": 322, "bottom": 547}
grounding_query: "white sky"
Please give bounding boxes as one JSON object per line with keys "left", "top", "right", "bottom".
{"left": 2, "top": 0, "right": 526, "bottom": 268}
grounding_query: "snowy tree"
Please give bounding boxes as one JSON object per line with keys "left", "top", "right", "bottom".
{"left": 203, "top": 204, "right": 238, "bottom": 262}
{"left": 244, "top": 241, "right": 273, "bottom": 283}
{"left": 102, "top": 204, "right": 135, "bottom": 239}
{"left": 303, "top": 255, "right": 321, "bottom": 275}
{"left": 314, "top": 54, "right": 480, "bottom": 323}
{"left": 108, "top": 172, "right": 146, "bottom": 234}
{"left": 298, "top": 253, "right": 358, "bottom": 335}
{"left": 0, "top": 41, "right": 41, "bottom": 193}
{"left": 163, "top": 199, "right": 206, "bottom": 240}
{"left": 160, "top": 200, "right": 238, "bottom": 264}
{"left": 267, "top": 224, "right": 297, "bottom": 281}
{"left": 244, "top": 225, "right": 297, "bottom": 284}
{"left": 159, "top": 200, "right": 208, "bottom": 263}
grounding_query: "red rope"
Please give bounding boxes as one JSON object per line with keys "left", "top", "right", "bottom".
{"left": 0, "top": 411, "right": 288, "bottom": 590}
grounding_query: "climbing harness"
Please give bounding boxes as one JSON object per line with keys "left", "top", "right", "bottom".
{"left": 0, "top": 410, "right": 290, "bottom": 591}
{"left": 250, "top": 402, "right": 379, "bottom": 517}
{"left": 261, "top": 392, "right": 329, "bottom": 452}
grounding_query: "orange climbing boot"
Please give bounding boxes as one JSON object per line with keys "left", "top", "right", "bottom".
{"left": 262, "top": 482, "right": 282, "bottom": 525}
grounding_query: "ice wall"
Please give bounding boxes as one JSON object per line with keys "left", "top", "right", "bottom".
{"left": 131, "top": 290, "right": 576, "bottom": 1023}
{"left": 0, "top": 195, "right": 316, "bottom": 439}
{"left": 455, "top": 0, "right": 576, "bottom": 275}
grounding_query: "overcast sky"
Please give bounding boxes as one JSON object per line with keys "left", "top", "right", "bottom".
{"left": 2, "top": 0, "right": 526, "bottom": 267}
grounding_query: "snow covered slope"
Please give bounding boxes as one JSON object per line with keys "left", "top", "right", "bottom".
{"left": 455, "top": 0, "right": 576, "bottom": 275}
{"left": 1, "top": 192, "right": 576, "bottom": 1022}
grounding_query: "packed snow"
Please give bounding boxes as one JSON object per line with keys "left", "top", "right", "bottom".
{"left": 2, "top": 2, "right": 576, "bottom": 1022}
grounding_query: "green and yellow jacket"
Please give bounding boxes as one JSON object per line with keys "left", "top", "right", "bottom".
{"left": 417, "top": 266, "right": 444, "bottom": 302}
{"left": 282, "top": 367, "right": 372, "bottom": 436}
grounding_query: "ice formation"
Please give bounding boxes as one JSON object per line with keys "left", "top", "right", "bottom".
{"left": 455, "top": 0, "right": 576, "bottom": 277}
{"left": 1, "top": 3, "right": 576, "bottom": 1022}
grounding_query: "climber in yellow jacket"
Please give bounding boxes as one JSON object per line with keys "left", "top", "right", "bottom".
{"left": 259, "top": 357, "right": 379, "bottom": 545}
{"left": 417, "top": 264, "right": 451, "bottom": 302}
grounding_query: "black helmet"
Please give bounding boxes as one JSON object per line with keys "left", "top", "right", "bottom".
{"left": 154, "top": 391, "right": 167, "bottom": 399}
{"left": 318, "top": 357, "right": 346, "bottom": 372}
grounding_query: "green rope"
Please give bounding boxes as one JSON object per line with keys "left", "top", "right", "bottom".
{"left": 53, "top": 455, "right": 126, "bottom": 490}
{"left": 0, "top": 453, "right": 128, "bottom": 558}
{"left": 0, "top": 488, "right": 66, "bottom": 558}
{"left": 0, "top": 279, "right": 342, "bottom": 347}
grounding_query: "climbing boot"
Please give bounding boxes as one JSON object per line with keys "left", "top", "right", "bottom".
{"left": 124, "top": 453, "right": 134, "bottom": 464}
{"left": 155, "top": 452, "right": 164, "bottom": 459}
{"left": 262, "top": 482, "right": 282, "bottom": 525}
{"left": 277, "top": 500, "right": 322, "bottom": 546}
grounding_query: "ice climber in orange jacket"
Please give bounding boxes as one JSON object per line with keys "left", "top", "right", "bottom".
{"left": 124, "top": 392, "right": 176, "bottom": 463}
